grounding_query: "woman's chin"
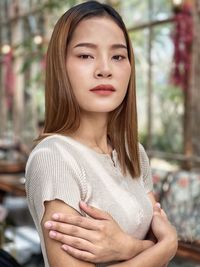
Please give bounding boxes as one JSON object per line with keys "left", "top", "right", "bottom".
{"left": 83, "top": 106, "right": 119, "bottom": 114}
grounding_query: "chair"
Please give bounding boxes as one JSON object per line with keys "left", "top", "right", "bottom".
{"left": 0, "top": 249, "right": 22, "bottom": 267}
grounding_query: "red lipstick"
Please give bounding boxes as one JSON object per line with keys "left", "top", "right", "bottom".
{"left": 90, "top": 85, "right": 116, "bottom": 96}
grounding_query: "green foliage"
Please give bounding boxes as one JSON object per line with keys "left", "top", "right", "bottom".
{"left": 19, "top": 0, "right": 80, "bottom": 127}
{"left": 44, "top": 0, "right": 76, "bottom": 10}
{"left": 140, "top": 84, "right": 183, "bottom": 153}
{"left": 129, "top": 8, "right": 184, "bottom": 154}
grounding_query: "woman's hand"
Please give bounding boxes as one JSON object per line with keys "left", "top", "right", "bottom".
{"left": 107, "top": 204, "right": 177, "bottom": 267}
{"left": 44, "top": 201, "right": 153, "bottom": 263}
{"left": 151, "top": 203, "right": 178, "bottom": 261}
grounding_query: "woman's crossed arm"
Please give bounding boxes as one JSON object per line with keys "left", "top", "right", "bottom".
{"left": 43, "top": 199, "right": 177, "bottom": 267}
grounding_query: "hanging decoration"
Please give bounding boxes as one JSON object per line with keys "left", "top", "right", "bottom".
{"left": 171, "top": 0, "right": 194, "bottom": 90}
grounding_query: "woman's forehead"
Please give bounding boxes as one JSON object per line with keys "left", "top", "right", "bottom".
{"left": 69, "top": 16, "right": 126, "bottom": 46}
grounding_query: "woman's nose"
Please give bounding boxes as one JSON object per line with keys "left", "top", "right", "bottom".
{"left": 94, "top": 61, "right": 112, "bottom": 79}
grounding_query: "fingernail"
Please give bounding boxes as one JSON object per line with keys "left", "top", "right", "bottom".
{"left": 44, "top": 221, "right": 52, "bottom": 229}
{"left": 52, "top": 213, "right": 60, "bottom": 220}
{"left": 155, "top": 202, "right": 161, "bottom": 209}
{"left": 49, "top": 231, "right": 57, "bottom": 238}
{"left": 62, "top": 244, "right": 68, "bottom": 251}
{"left": 80, "top": 200, "right": 87, "bottom": 207}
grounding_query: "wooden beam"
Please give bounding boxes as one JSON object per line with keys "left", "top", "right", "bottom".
{"left": 176, "top": 241, "right": 200, "bottom": 263}
{"left": 128, "top": 17, "right": 175, "bottom": 32}
{"left": 147, "top": 150, "right": 200, "bottom": 163}
{"left": 146, "top": 0, "right": 154, "bottom": 150}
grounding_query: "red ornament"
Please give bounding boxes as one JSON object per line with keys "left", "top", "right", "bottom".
{"left": 171, "top": 3, "right": 194, "bottom": 90}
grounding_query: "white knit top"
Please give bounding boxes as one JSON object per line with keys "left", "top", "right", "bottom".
{"left": 25, "top": 134, "right": 153, "bottom": 267}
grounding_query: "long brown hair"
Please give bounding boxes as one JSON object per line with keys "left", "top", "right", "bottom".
{"left": 39, "top": 1, "right": 140, "bottom": 178}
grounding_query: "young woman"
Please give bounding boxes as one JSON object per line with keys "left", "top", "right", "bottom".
{"left": 25, "top": 1, "right": 178, "bottom": 267}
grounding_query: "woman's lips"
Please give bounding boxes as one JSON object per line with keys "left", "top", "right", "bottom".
{"left": 89, "top": 85, "right": 116, "bottom": 95}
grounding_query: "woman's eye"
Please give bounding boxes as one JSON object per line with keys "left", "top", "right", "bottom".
{"left": 78, "top": 55, "right": 93, "bottom": 59}
{"left": 112, "top": 55, "right": 126, "bottom": 61}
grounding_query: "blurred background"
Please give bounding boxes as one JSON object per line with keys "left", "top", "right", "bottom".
{"left": 0, "top": 0, "right": 200, "bottom": 266}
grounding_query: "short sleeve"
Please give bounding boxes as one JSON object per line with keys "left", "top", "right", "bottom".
{"left": 25, "top": 139, "right": 87, "bottom": 224}
{"left": 139, "top": 143, "right": 154, "bottom": 193}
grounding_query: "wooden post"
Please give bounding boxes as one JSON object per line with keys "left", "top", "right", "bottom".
{"left": 147, "top": 0, "right": 154, "bottom": 151}
{"left": 183, "top": 86, "right": 193, "bottom": 169}
{"left": 11, "top": 18, "right": 24, "bottom": 141}
{"left": 0, "top": 24, "right": 6, "bottom": 139}
{"left": 0, "top": 4, "right": 9, "bottom": 139}
{"left": 190, "top": 0, "right": 200, "bottom": 168}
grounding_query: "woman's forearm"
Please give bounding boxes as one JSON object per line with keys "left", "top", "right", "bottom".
{"left": 108, "top": 239, "right": 176, "bottom": 267}
{"left": 120, "top": 235, "right": 155, "bottom": 260}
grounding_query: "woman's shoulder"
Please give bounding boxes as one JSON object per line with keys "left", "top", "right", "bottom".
{"left": 137, "top": 143, "right": 153, "bottom": 193}
{"left": 30, "top": 134, "right": 80, "bottom": 155}
{"left": 138, "top": 143, "right": 150, "bottom": 171}
{"left": 138, "top": 143, "right": 147, "bottom": 158}
{"left": 26, "top": 134, "right": 82, "bottom": 171}
{"left": 33, "top": 134, "right": 71, "bottom": 148}
{"left": 138, "top": 142, "right": 145, "bottom": 151}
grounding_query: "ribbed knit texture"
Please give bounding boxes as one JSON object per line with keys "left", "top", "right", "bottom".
{"left": 25, "top": 134, "right": 153, "bottom": 267}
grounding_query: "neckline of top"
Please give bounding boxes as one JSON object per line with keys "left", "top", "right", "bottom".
{"left": 51, "top": 134, "right": 117, "bottom": 158}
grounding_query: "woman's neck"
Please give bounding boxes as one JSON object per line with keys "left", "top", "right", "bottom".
{"left": 68, "top": 113, "right": 113, "bottom": 155}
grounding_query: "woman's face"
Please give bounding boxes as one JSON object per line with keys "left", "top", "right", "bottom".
{"left": 66, "top": 16, "right": 131, "bottom": 114}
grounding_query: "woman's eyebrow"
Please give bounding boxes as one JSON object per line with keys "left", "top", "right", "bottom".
{"left": 73, "top": 42, "right": 96, "bottom": 49}
{"left": 111, "top": 44, "right": 127, "bottom": 50}
{"left": 73, "top": 42, "right": 127, "bottom": 50}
